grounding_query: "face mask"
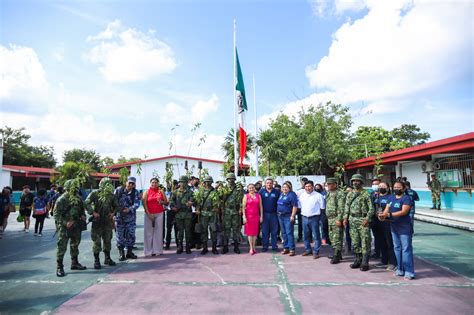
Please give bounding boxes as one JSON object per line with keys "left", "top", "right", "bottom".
{"left": 379, "top": 188, "right": 387, "bottom": 194}
{"left": 372, "top": 185, "right": 379, "bottom": 192}
{"left": 325, "top": 187, "right": 329, "bottom": 192}
{"left": 315, "top": 188, "right": 322, "bottom": 193}
{"left": 394, "top": 189, "right": 403, "bottom": 196}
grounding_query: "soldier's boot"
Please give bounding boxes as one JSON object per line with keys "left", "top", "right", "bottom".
{"left": 71, "top": 257, "right": 87, "bottom": 270}
{"left": 126, "top": 248, "right": 138, "bottom": 259}
{"left": 328, "top": 248, "right": 335, "bottom": 259}
{"left": 164, "top": 243, "right": 170, "bottom": 250}
{"left": 176, "top": 242, "right": 183, "bottom": 254}
{"left": 222, "top": 243, "right": 229, "bottom": 254}
{"left": 118, "top": 246, "right": 127, "bottom": 261}
{"left": 350, "top": 254, "right": 362, "bottom": 269}
{"left": 200, "top": 245, "right": 208, "bottom": 255}
{"left": 56, "top": 260, "right": 65, "bottom": 277}
{"left": 430, "top": 204, "right": 436, "bottom": 209}
{"left": 437, "top": 204, "right": 441, "bottom": 210}
{"left": 330, "top": 250, "right": 341, "bottom": 264}
{"left": 360, "top": 253, "right": 370, "bottom": 271}
{"left": 212, "top": 242, "right": 218, "bottom": 255}
{"left": 104, "top": 251, "right": 116, "bottom": 266}
{"left": 233, "top": 242, "right": 240, "bottom": 254}
{"left": 186, "top": 244, "right": 192, "bottom": 254}
{"left": 94, "top": 253, "right": 102, "bottom": 270}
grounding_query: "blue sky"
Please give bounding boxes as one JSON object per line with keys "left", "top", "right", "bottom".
{"left": 1, "top": 0, "right": 472, "bottom": 165}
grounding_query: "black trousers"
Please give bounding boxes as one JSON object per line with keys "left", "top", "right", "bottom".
{"left": 380, "top": 220, "right": 397, "bottom": 265}
{"left": 165, "top": 210, "right": 177, "bottom": 246}
{"left": 34, "top": 214, "right": 46, "bottom": 234}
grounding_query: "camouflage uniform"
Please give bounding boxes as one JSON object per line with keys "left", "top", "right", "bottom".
{"left": 325, "top": 178, "right": 345, "bottom": 264}
{"left": 169, "top": 176, "right": 194, "bottom": 254}
{"left": 54, "top": 179, "right": 87, "bottom": 277}
{"left": 222, "top": 173, "right": 243, "bottom": 254}
{"left": 430, "top": 176, "right": 441, "bottom": 210}
{"left": 344, "top": 174, "right": 374, "bottom": 271}
{"left": 85, "top": 178, "right": 120, "bottom": 268}
{"left": 197, "top": 176, "right": 219, "bottom": 255}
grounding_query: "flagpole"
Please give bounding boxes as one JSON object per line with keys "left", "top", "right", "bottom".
{"left": 253, "top": 73, "right": 259, "bottom": 177}
{"left": 233, "top": 19, "right": 238, "bottom": 177}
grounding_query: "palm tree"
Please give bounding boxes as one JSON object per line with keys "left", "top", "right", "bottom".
{"left": 221, "top": 128, "right": 256, "bottom": 166}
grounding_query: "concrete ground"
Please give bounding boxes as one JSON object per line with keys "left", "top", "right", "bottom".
{"left": 0, "top": 210, "right": 472, "bottom": 315}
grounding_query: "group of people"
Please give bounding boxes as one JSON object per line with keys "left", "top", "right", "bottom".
{"left": 1, "top": 172, "right": 422, "bottom": 281}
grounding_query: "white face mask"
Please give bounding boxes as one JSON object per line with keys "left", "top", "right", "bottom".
{"left": 371, "top": 185, "right": 379, "bottom": 192}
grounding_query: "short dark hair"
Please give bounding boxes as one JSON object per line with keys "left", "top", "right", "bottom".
{"left": 57, "top": 187, "right": 64, "bottom": 194}
{"left": 404, "top": 181, "right": 411, "bottom": 188}
{"left": 150, "top": 177, "right": 159, "bottom": 183}
{"left": 394, "top": 181, "right": 406, "bottom": 189}
{"left": 23, "top": 185, "right": 30, "bottom": 190}
{"left": 301, "top": 177, "right": 308, "bottom": 182}
{"left": 50, "top": 184, "right": 57, "bottom": 189}
{"left": 372, "top": 178, "right": 381, "bottom": 184}
{"left": 38, "top": 189, "right": 47, "bottom": 196}
{"left": 305, "top": 180, "right": 314, "bottom": 187}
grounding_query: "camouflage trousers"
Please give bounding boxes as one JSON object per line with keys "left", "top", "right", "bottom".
{"left": 200, "top": 214, "right": 218, "bottom": 244}
{"left": 431, "top": 191, "right": 441, "bottom": 206}
{"left": 91, "top": 225, "right": 113, "bottom": 254}
{"left": 328, "top": 218, "right": 343, "bottom": 251}
{"left": 57, "top": 225, "right": 82, "bottom": 261}
{"left": 223, "top": 212, "right": 241, "bottom": 244}
{"left": 175, "top": 212, "right": 192, "bottom": 246}
{"left": 349, "top": 217, "right": 371, "bottom": 255}
{"left": 116, "top": 219, "right": 136, "bottom": 249}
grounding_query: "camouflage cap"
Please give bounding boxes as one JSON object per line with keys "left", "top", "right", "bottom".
{"left": 99, "top": 177, "right": 111, "bottom": 188}
{"left": 63, "top": 179, "right": 73, "bottom": 190}
{"left": 203, "top": 176, "right": 214, "bottom": 183}
{"left": 326, "top": 177, "right": 337, "bottom": 184}
{"left": 350, "top": 174, "right": 365, "bottom": 183}
{"left": 226, "top": 173, "right": 236, "bottom": 180}
{"left": 179, "top": 175, "right": 188, "bottom": 183}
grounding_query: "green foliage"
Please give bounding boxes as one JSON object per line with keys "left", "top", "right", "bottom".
{"left": 0, "top": 126, "right": 56, "bottom": 168}
{"left": 63, "top": 148, "right": 102, "bottom": 172}
{"left": 56, "top": 161, "right": 93, "bottom": 187}
{"left": 116, "top": 156, "right": 141, "bottom": 164}
{"left": 164, "top": 162, "right": 174, "bottom": 191}
{"left": 221, "top": 128, "right": 256, "bottom": 166}
{"left": 118, "top": 167, "right": 130, "bottom": 186}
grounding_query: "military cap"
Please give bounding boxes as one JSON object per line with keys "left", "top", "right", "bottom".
{"left": 63, "top": 179, "right": 73, "bottom": 190}
{"left": 350, "top": 174, "right": 365, "bottom": 183}
{"left": 127, "top": 176, "right": 136, "bottom": 183}
{"left": 326, "top": 177, "right": 337, "bottom": 184}
{"left": 226, "top": 173, "right": 237, "bottom": 180}
{"left": 179, "top": 175, "right": 188, "bottom": 183}
{"left": 99, "top": 177, "right": 111, "bottom": 188}
{"left": 203, "top": 176, "right": 214, "bottom": 183}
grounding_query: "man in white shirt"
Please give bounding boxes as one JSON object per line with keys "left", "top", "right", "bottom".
{"left": 298, "top": 180, "right": 324, "bottom": 258}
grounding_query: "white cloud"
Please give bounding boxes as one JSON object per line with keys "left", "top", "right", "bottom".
{"left": 306, "top": 0, "right": 473, "bottom": 103}
{"left": 160, "top": 94, "right": 220, "bottom": 125}
{"left": 309, "top": 0, "right": 366, "bottom": 16}
{"left": 0, "top": 45, "right": 48, "bottom": 104}
{"left": 191, "top": 94, "right": 219, "bottom": 122}
{"left": 86, "top": 19, "right": 177, "bottom": 82}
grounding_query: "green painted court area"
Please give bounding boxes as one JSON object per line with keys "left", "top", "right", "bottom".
{"left": 0, "top": 211, "right": 472, "bottom": 314}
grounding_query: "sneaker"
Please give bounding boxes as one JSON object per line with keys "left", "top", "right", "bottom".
{"left": 38, "top": 233, "right": 42, "bottom": 237}
{"left": 302, "top": 251, "right": 312, "bottom": 257}
{"left": 404, "top": 275, "right": 415, "bottom": 280}
{"left": 34, "top": 233, "right": 38, "bottom": 237}
{"left": 374, "top": 263, "right": 387, "bottom": 269}
{"left": 386, "top": 264, "right": 397, "bottom": 271}
{"left": 395, "top": 270, "right": 405, "bottom": 277}
{"left": 25, "top": 229, "right": 29, "bottom": 233}
{"left": 313, "top": 253, "right": 320, "bottom": 259}
{"left": 262, "top": 248, "right": 268, "bottom": 252}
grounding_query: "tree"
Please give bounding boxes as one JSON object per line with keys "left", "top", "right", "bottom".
{"left": 221, "top": 128, "right": 256, "bottom": 172}
{"left": 56, "top": 161, "right": 94, "bottom": 187}
{"left": 390, "top": 124, "right": 430, "bottom": 149}
{"left": 0, "top": 126, "right": 56, "bottom": 168}
{"left": 116, "top": 155, "right": 141, "bottom": 164}
{"left": 351, "top": 126, "right": 393, "bottom": 159}
{"left": 63, "top": 149, "right": 102, "bottom": 172}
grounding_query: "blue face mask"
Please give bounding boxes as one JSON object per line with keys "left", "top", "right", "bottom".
{"left": 371, "top": 185, "right": 379, "bottom": 192}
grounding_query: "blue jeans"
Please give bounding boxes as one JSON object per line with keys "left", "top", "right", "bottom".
{"left": 262, "top": 212, "right": 279, "bottom": 250}
{"left": 278, "top": 213, "right": 295, "bottom": 251}
{"left": 303, "top": 215, "right": 321, "bottom": 254}
{"left": 391, "top": 224, "right": 415, "bottom": 278}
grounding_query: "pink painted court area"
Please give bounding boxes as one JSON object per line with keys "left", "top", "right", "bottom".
{"left": 56, "top": 245, "right": 473, "bottom": 315}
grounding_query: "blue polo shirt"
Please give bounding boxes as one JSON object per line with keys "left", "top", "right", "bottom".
{"left": 259, "top": 188, "right": 280, "bottom": 214}
{"left": 388, "top": 194, "right": 413, "bottom": 233}
{"left": 373, "top": 194, "right": 391, "bottom": 212}
{"left": 277, "top": 191, "right": 298, "bottom": 215}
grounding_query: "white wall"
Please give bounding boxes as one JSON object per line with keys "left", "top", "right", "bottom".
{"left": 129, "top": 158, "right": 225, "bottom": 190}
{"left": 0, "top": 170, "right": 12, "bottom": 188}
{"left": 398, "top": 161, "right": 430, "bottom": 191}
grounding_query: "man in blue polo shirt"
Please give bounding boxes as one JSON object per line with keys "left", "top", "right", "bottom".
{"left": 259, "top": 178, "right": 280, "bottom": 252}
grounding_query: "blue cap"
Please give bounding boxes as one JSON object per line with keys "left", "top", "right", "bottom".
{"left": 127, "top": 176, "right": 137, "bottom": 183}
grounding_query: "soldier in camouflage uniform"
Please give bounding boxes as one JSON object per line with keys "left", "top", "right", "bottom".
{"left": 325, "top": 178, "right": 346, "bottom": 264}
{"left": 343, "top": 174, "right": 375, "bottom": 272}
{"left": 221, "top": 173, "right": 243, "bottom": 254}
{"left": 429, "top": 173, "right": 441, "bottom": 210}
{"left": 196, "top": 176, "right": 220, "bottom": 255}
{"left": 169, "top": 175, "right": 194, "bottom": 254}
{"left": 85, "top": 177, "right": 120, "bottom": 269}
{"left": 54, "top": 179, "right": 87, "bottom": 277}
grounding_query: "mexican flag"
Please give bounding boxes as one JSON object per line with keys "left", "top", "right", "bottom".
{"left": 235, "top": 48, "right": 247, "bottom": 168}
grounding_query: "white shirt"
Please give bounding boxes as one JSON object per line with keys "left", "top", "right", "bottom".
{"left": 299, "top": 190, "right": 323, "bottom": 217}
{"left": 296, "top": 188, "right": 305, "bottom": 208}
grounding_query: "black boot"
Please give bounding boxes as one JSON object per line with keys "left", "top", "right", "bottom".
{"left": 212, "top": 242, "right": 218, "bottom": 255}
{"left": 104, "top": 251, "right": 116, "bottom": 266}
{"left": 164, "top": 243, "right": 170, "bottom": 250}
{"left": 430, "top": 204, "right": 436, "bottom": 209}
{"left": 233, "top": 242, "right": 240, "bottom": 254}
{"left": 360, "top": 253, "right": 370, "bottom": 271}
{"left": 71, "top": 257, "right": 87, "bottom": 270}
{"left": 328, "top": 248, "right": 335, "bottom": 260}
{"left": 437, "top": 204, "right": 441, "bottom": 210}
{"left": 222, "top": 244, "right": 229, "bottom": 254}
{"left": 56, "top": 260, "right": 65, "bottom": 277}
{"left": 94, "top": 253, "right": 101, "bottom": 269}
{"left": 126, "top": 248, "right": 138, "bottom": 259}
{"left": 330, "top": 250, "right": 341, "bottom": 264}
{"left": 118, "top": 246, "right": 127, "bottom": 261}
{"left": 186, "top": 244, "right": 192, "bottom": 254}
{"left": 350, "top": 253, "right": 362, "bottom": 269}
{"left": 176, "top": 242, "right": 183, "bottom": 254}
{"left": 201, "top": 245, "right": 208, "bottom": 255}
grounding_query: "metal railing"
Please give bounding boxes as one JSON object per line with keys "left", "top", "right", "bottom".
{"left": 434, "top": 154, "right": 474, "bottom": 189}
